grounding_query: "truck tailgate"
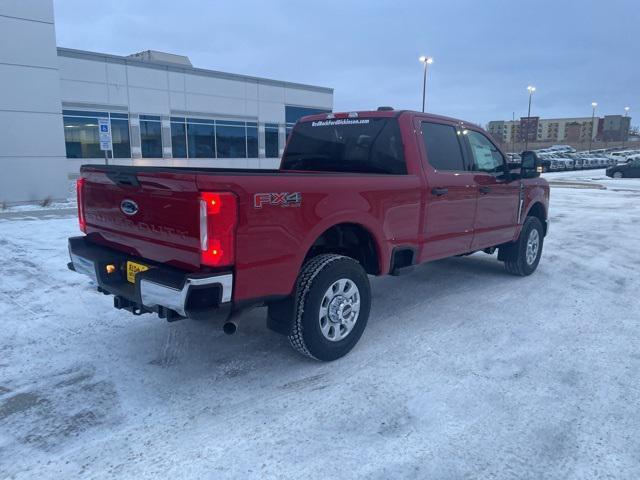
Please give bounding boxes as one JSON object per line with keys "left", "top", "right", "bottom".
{"left": 81, "top": 168, "right": 202, "bottom": 271}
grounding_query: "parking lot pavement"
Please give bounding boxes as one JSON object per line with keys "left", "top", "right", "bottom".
{"left": 1, "top": 171, "right": 639, "bottom": 479}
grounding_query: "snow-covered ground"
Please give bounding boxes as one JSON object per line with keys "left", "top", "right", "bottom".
{"left": 1, "top": 180, "right": 76, "bottom": 213}
{"left": 1, "top": 170, "right": 639, "bottom": 479}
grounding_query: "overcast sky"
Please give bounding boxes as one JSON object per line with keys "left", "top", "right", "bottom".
{"left": 53, "top": 0, "right": 638, "bottom": 126}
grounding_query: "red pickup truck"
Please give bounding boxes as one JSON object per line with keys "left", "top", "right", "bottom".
{"left": 68, "top": 109, "right": 549, "bottom": 361}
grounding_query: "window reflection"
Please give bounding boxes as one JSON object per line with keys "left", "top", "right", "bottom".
{"left": 247, "top": 125, "right": 258, "bottom": 158}
{"left": 216, "top": 125, "right": 246, "bottom": 158}
{"left": 110, "top": 119, "right": 131, "bottom": 158}
{"left": 265, "top": 124, "right": 279, "bottom": 158}
{"left": 62, "top": 110, "right": 130, "bottom": 159}
{"left": 140, "top": 116, "right": 162, "bottom": 158}
{"left": 171, "top": 120, "right": 187, "bottom": 158}
{"left": 187, "top": 122, "right": 215, "bottom": 158}
{"left": 63, "top": 117, "right": 102, "bottom": 158}
{"left": 62, "top": 109, "right": 326, "bottom": 160}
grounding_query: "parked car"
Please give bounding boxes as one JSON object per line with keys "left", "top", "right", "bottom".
{"left": 606, "top": 158, "right": 640, "bottom": 178}
{"left": 68, "top": 109, "right": 549, "bottom": 361}
{"left": 609, "top": 150, "right": 640, "bottom": 163}
{"left": 572, "top": 157, "right": 584, "bottom": 170}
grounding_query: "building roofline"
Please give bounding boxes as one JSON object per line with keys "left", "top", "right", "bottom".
{"left": 492, "top": 115, "right": 628, "bottom": 124}
{"left": 56, "top": 47, "right": 334, "bottom": 94}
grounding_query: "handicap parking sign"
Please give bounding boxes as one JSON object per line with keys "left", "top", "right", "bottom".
{"left": 98, "top": 118, "right": 112, "bottom": 151}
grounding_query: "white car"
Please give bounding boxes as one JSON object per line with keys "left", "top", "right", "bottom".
{"left": 624, "top": 153, "right": 640, "bottom": 164}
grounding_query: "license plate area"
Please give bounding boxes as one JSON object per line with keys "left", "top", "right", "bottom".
{"left": 126, "top": 261, "right": 150, "bottom": 283}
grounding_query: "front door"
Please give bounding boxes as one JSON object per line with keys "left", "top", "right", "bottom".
{"left": 463, "top": 129, "right": 520, "bottom": 249}
{"left": 629, "top": 159, "right": 640, "bottom": 177}
{"left": 418, "top": 120, "right": 477, "bottom": 261}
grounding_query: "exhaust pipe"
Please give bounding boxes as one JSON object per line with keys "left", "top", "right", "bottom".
{"left": 223, "top": 320, "right": 238, "bottom": 335}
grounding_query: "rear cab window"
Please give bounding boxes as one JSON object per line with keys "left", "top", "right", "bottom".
{"left": 420, "top": 121, "right": 466, "bottom": 171}
{"left": 281, "top": 117, "right": 406, "bottom": 174}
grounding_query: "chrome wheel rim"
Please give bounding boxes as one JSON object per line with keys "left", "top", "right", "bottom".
{"left": 319, "top": 278, "right": 360, "bottom": 342}
{"left": 526, "top": 229, "right": 540, "bottom": 266}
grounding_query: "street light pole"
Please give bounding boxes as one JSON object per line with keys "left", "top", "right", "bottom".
{"left": 512, "top": 111, "right": 515, "bottom": 154}
{"left": 622, "top": 106, "right": 630, "bottom": 149}
{"left": 524, "top": 86, "right": 536, "bottom": 151}
{"left": 418, "top": 56, "right": 433, "bottom": 112}
{"left": 589, "top": 102, "right": 597, "bottom": 152}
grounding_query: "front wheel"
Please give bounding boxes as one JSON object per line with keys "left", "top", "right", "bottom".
{"left": 613, "top": 171, "right": 624, "bottom": 179}
{"left": 287, "top": 254, "right": 371, "bottom": 361}
{"left": 501, "top": 216, "right": 544, "bottom": 276}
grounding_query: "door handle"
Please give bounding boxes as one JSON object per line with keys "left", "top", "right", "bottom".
{"left": 479, "top": 186, "right": 491, "bottom": 194}
{"left": 431, "top": 187, "right": 448, "bottom": 196}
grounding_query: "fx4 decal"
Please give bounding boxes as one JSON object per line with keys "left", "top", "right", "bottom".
{"left": 253, "top": 192, "right": 302, "bottom": 209}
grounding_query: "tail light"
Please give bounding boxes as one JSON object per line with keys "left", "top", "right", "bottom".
{"left": 76, "top": 177, "right": 86, "bottom": 233}
{"left": 199, "top": 192, "right": 237, "bottom": 267}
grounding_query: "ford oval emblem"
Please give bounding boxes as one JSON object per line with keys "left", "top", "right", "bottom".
{"left": 120, "top": 199, "right": 139, "bottom": 216}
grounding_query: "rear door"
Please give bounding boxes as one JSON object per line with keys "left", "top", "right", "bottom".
{"left": 418, "top": 120, "right": 477, "bottom": 260}
{"left": 463, "top": 130, "right": 520, "bottom": 249}
{"left": 81, "top": 167, "right": 202, "bottom": 271}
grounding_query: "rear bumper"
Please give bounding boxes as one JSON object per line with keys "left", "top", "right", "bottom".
{"left": 68, "top": 236, "right": 232, "bottom": 321}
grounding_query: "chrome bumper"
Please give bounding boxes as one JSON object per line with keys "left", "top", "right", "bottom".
{"left": 139, "top": 273, "right": 233, "bottom": 317}
{"left": 68, "top": 236, "right": 233, "bottom": 320}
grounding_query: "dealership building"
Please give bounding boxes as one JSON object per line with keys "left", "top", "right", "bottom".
{"left": 0, "top": 0, "right": 333, "bottom": 204}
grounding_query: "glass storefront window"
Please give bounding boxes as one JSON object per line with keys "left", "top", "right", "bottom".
{"left": 265, "top": 124, "right": 279, "bottom": 158}
{"left": 247, "top": 125, "right": 258, "bottom": 158}
{"left": 62, "top": 111, "right": 300, "bottom": 160}
{"left": 187, "top": 122, "right": 215, "bottom": 158}
{"left": 171, "top": 120, "right": 187, "bottom": 158}
{"left": 62, "top": 110, "right": 130, "bottom": 159}
{"left": 216, "top": 124, "right": 246, "bottom": 158}
{"left": 140, "top": 116, "right": 162, "bottom": 158}
{"left": 110, "top": 118, "right": 131, "bottom": 158}
{"left": 63, "top": 116, "right": 103, "bottom": 158}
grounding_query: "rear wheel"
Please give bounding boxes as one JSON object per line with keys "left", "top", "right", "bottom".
{"left": 501, "top": 216, "right": 544, "bottom": 276}
{"left": 287, "top": 254, "right": 371, "bottom": 361}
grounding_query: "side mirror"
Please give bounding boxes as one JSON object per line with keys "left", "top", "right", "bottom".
{"left": 521, "top": 151, "right": 544, "bottom": 178}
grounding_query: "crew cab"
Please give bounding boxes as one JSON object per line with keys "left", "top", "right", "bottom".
{"left": 68, "top": 109, "right": 549, "bottom": 361}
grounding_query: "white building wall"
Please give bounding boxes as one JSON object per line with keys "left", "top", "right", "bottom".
{"left": 58, "top": 50, "right": 333, "bottom": 173}
{"left": 0, "top": 0, "right": 67, "bottom": 204}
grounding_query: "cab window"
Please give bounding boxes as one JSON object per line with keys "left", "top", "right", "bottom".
{"left": 466, "top": 130, "right": 505, "bottom": 173}
{"left": 421, "top": 122, "right": 466, "bottom": 171}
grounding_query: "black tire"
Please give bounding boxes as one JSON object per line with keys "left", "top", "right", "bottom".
{"left": 287, "top": 254, "right": 371, "bottom": 361}
{"left": 501, "top": 216, "right": 544, "bottom": 276}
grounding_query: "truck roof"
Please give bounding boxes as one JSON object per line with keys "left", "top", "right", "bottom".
{"left": 299, "top": 109, "right": 478, "bottom": 127}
